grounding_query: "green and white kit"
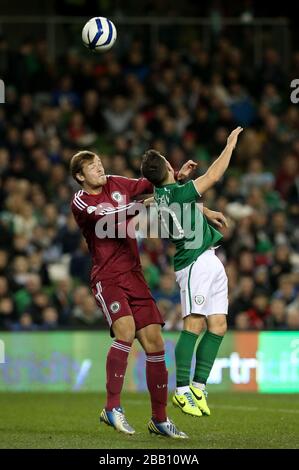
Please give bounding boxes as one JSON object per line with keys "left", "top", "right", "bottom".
{"left": 154, "top": 180, "right": 228, "bottom": 317}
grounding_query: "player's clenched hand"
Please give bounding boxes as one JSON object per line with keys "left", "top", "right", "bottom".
{"left": 204, "top": 209, "right": 228, "bottom": 229}
{"left": 227, "top": 126, "right": 243, "bottom": 149}
{"left": 177, "top": 160, "right": 197, "bottom": 181}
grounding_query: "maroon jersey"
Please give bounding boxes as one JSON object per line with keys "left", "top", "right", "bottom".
{"left": 71, "top": 175, "right": 153, "bottom": 285}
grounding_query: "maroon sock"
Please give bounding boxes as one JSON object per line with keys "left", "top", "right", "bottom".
{"left": 146, "top": 351, "right": 168, "bottom": 423}
{"left": 106, "top": 339, "right": 132, "bottom": 411}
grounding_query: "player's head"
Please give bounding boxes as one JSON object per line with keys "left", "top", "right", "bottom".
{"left": 141, "top": 149, "right": 174, "bottom": 186}
{"left": 70, "top": 151, "right": 107, "bottom": 189}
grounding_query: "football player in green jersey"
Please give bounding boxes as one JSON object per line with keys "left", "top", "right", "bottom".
{"left": 141, "top": 127, "right": 243, "bottom": 417}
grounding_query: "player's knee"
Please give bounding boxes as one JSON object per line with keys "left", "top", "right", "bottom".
{"left": 112, "top": 316, "right": 136, "bottom": 343}
{"left": 117, "top": 332, "right": 135, "bottom": 343}
{"left": 184, "top": 315, "right": 205, "bottom": 335}
{"left": 144, "top": 333, "right": 165, "bottom": 353}
{"left": 213, "top": 324, "right": 227, "bottom": 337}
{"left": 153, "top": 336, "right": 165, "bottom": 352}
{"left": 147, "top": 338, "right": 165, "bottom": 353}
{"left": 116, "top": 329, "right": 135, "bottom": 343}
{"left": 208, "top": 318, "right": 227, "bottom": 336}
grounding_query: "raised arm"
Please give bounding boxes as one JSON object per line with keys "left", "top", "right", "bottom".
{"left": 193, "top": 126, "right": 243, "bottom": 195}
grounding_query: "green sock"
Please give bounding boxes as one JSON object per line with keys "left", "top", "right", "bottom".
{"left": 175, "top": 330, "right": 199, "bottom": 387}
{"left": 194, "top": 331, "right": 223, "bottom": 384}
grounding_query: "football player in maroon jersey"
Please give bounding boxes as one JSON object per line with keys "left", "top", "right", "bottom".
{"left": 70, "top": 150, "right": 193, "bottom": 438}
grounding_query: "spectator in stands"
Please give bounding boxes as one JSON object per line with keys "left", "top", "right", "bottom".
{"left": 286, "top": 307, "right": 299, "bottom": 330}
{"left": 71, "top": 295, "right": 103, "bottom": 328}
{"left": 41, "top": 306, "right": 60, "bottom": 330}
{"left": 244, "top": 292, "right": 271, "bottom": 329}
{"left": 266, "top": 299, "right": 288, "bottom": 330}
{"left": 12, "top": 312, "right": 38, "bottom": 331}
{"left": 0, "top": 297, "right": 17, "bottom": 329}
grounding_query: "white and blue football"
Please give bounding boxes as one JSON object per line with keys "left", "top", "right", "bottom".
{"left": 82, "top": 17, "right": 117, "bottom": 52}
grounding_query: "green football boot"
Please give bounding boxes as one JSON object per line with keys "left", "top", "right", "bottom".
{"left": 172, "top": 390, "right": 202, "bottom": 417}
{"left": 190, "top": 385, "right": 211, "bottom": 416}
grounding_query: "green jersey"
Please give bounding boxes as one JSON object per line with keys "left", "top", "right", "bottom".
{"left": 154, "top": 180, "right": 222, "bottom": 271}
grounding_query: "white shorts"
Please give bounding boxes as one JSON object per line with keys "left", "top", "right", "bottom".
{"left": 175, "top": 248, "right": 228, "bottom": 318}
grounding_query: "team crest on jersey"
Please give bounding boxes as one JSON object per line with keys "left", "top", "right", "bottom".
{"left": 195, "top": 295, "right": 205, "bottom": 306}
{"left": 111, "top": 191, "right": 123, "bottom": 203}
{"left": 110, "top": 301, "right": 121, "bottom": 313}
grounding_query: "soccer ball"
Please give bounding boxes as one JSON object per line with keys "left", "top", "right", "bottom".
{"left": 82, "top": 17, "right": 117, "bottom": 52}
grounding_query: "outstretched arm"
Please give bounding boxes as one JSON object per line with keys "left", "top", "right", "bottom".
{"left": 193, "top": 126, "right": 243, "bottom": 195}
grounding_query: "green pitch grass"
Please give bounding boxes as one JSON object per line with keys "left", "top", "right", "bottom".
{"left": 0, "top": 392, "right": 299, "bottom": 449}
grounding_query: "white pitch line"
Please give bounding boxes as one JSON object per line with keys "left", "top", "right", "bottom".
{"left": 124, "top": 399, "right": 299, "bottom": 414}
{"left": 215, "top": 404, "right": 299, "bottom": 414}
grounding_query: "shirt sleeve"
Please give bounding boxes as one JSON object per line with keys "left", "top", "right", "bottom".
{"left": 71, "top": 199, "right": 141, "bottom": 229}
{"left": 170, "top": 180, "right": 201, "bottom": 204}
{"left": 109, "top": 175, "right": 153, "bottom": 198}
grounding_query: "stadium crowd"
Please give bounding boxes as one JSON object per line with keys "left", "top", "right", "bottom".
{"left": 0, "top": 31, "right": 299, "bottom": 332}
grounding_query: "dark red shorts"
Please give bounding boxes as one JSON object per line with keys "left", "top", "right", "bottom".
{"left": 92, "top": 270, "right": 164, "bottom": 335}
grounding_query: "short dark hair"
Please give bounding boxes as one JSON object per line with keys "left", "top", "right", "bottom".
{"left": 70, "top": 150, "right": 96, "bottom": 185}
{"left": 141, "top": 149, "right": 168, "bottom": 186}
